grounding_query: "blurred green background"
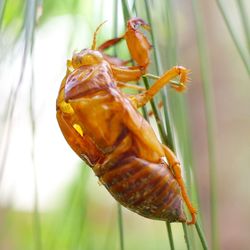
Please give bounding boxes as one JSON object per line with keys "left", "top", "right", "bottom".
{"left": 0, "top": 0, "right": 249, "bottom": 249}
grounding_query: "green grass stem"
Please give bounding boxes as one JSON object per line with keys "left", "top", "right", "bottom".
{"left": 164, "top": 1, "right": 205, "bottom": 249}
{"left": 237, "top": 0, "right": 250, "bottom": 54}
{"left": 121, "top": 0, "right": 177, "bottom": 247}
{"left": 165, "top": 222, "right": 175, "bottom": 250}
{"left": 195, "top": 222, "right": 209, "bottom": 250}
{"left": 144, "top": 1, "right": 200, "bottom": 249}
{"left": 0, "top": 0, "right": 43, "bottom": 247}
{"left": 216, "top": 0, "right": 250, "bottom": 75}
{"left": 117, "top": 203, "right": 125, "bottom": 250}
{"left": 0, "top": 0, "right": 37, "bottom": 188}
{"left": 113, "top": 2, "right": 125, "bottom": 250}
{"left": 182, "top": 224, "right": 191, "bottom": 250}
{"left": 121, "top": 0, "right": 131, "bottom": 23}
{"left": 191, "top": 0, "right": 220, "bottom": 249}
{"left": 30, "top": 66, "right": 43, "bottom": 250}
{"left": 143, "top": 2, "right": 180, "bottom": 248}
{"left": 0, "top": 0, "right": 7, "bottom": 29}
{"left": 28, "top": 0, "right": 43, "bottom": 249}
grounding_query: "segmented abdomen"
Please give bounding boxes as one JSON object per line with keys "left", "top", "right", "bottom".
{"left": 99, "top": 155, "right": 186, "bottom": 222}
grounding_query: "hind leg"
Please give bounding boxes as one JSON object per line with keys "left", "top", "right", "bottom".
{"left": 162, "top": 144, "right": 196, "bottom": 225}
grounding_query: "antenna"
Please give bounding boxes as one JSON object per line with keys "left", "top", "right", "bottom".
{"left": 91, "top": 20, "right": 107, "bottom": 50}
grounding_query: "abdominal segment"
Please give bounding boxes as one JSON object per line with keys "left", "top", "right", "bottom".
{"left": 99, "top": 156, "right": 186, "bottom": 223}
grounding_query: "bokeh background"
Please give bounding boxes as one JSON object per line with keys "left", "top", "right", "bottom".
{"left": 0, "top": 0, "right": 249, "bottom": 249}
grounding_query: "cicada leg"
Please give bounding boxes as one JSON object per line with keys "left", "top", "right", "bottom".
{"left": 111, "top": 64, "right": 146, "bottom": 82}
{"left": 98, "top": 37, "right": 132, "bottom": 66}
{"left": 124, "top": 17, "right": 152, "bottom": 67}
{"left": 117, "top": 82, "right": 145, "bottom": 91}
{"left": 130, "top": 66, "right": 190, "bottom": 108}
{"left": 98, "top": 37, "right": 123, "bottom": 51}
{"left": 98, "top": 17, "right": 151, "bottom": 70}
{"left": 162, "top": 145, "right": 197, "bottom": 225}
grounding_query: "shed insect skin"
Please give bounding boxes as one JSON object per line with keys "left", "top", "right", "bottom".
{"left": 56, "top": 17, "right": 196, "bottom": 224}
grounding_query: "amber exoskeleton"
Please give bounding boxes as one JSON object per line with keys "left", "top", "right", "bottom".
{"left": 56, "top": 18, "right": 196, "bottom": 224}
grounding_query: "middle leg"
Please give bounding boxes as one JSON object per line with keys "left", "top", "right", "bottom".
{"left": 130, "top": 66, "right": 190, "bottom": 108}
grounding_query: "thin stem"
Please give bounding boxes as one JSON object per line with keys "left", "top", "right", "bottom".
{"left": 117, "top": 203, "right": 124, "bottom": 250}
{"left": 164, "top": 0, "right": 177, "bottom": 67}
{"left": 143, "top": 0, "right": 174, "bottom": 148}
{"left": 237, "top": 0, "right": 250, "bottom": 54}
{"left": 195, "top": 222, "right": 209, "bottom": 250}
{"left": 216, "top": 0, "right": 250, "bottom": 75}
{"left": 166, "top": 223, "right": 175, "bottom": 250}
{"left": 144, "top": 1, "right": 193, "bottom": 249}
{"left": 182, "top": 224, "right": 191, "bottom": 250}
{"left": 0, "top": 0, "right": 7, "bottom": 29}
{"left": 191, "top": 0, "right": 219, "bottom": 249}
{"left": 121, "top": 0, "right": 131, "bottom": 23}
{"left": 144, "top": 4, "right": 177, "bottom": 248}
{"left": 114, "top": 2, "right": 125, "bottom": 250}
{"left": 144, "top": 0, "right": 161, "bottom": 75}
{"left": 145, "top": 3, "right": 179, "bottom": 247}
{"left": 30, "top": 81, "right": 43, "bottom": 250}
{"left": 122, "top": 2, "right": 207, "bottom": 250}
{"left": 165, "top": 1, "right": 203, "bottom": 248}
{"left": 29, "top": 0, "right": 43, "bottom": 249}
{"left": 0, "top": 0, "right": 37, "bottom": 189}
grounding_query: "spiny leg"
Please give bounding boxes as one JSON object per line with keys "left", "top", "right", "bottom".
{"left": 162, "top": 144, "right": 196, "bottom": 225}
{"left": 131, "top": 66, "right": 190, "bottom": 108}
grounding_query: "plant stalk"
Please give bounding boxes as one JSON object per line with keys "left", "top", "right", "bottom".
{"left": 191, "top": 0, "right": 220, "bottom": 249}
{"left": 216, "top": 0, "right": 250, "bottom": 75}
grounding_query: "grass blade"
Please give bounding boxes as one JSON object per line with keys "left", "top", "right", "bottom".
{"left": 144, "top": 1, "right": 201, "bottom": 249}
{"left": 121, "top": 0, "right": 131, "bottom": 23}
{"left": 30, "top": 76, "right": 43, "bottom": 250}
{"left": 182, "top": 224, "right": 191, "bottom": 250}
{"left": 195, "top": 222, "right": 209, "bottom": 250}
{"left": 216, "top": 0, "right": 250, "bottom": 75}
{"left": 143, "top": 2, "right": 178, "bottom": 248}
{"left": 117, "top": 203, "right": 125, "bottom": 250}
{"left": 121, "top": 1, "right": 176, "bottom": 248}
{"left": 165, "top": 219, "right": 175, "bottom": 250}
{"left": 0, "top": 0, "right": 36, "bottom": 188}
{"left": 113, "top": 2, "right": 125, "bottom": 250}
{"left": 28, "top": 0, "right": 43, "bottom": 249}
{"left": 191, "top": 0, "right": 219, "bottom": 249}
{"left": 164, "top": 1, "right": 206, "bottom": 249}
{"left": 237, "top": 0, "right": 250, "bottom": 54}
{"left": 0, "top": 0, "right": 7, "bottom": 28}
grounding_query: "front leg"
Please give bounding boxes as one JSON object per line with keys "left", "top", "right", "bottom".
{"left": 98, "top": 18, "right": 152, "bottom": 71}
{"left": 98, "top": 37, "right": 131, "bottom": 66}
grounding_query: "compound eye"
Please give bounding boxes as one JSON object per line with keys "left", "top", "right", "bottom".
{"left": 72, "top": 52, "right": 84, "bottom": 68}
